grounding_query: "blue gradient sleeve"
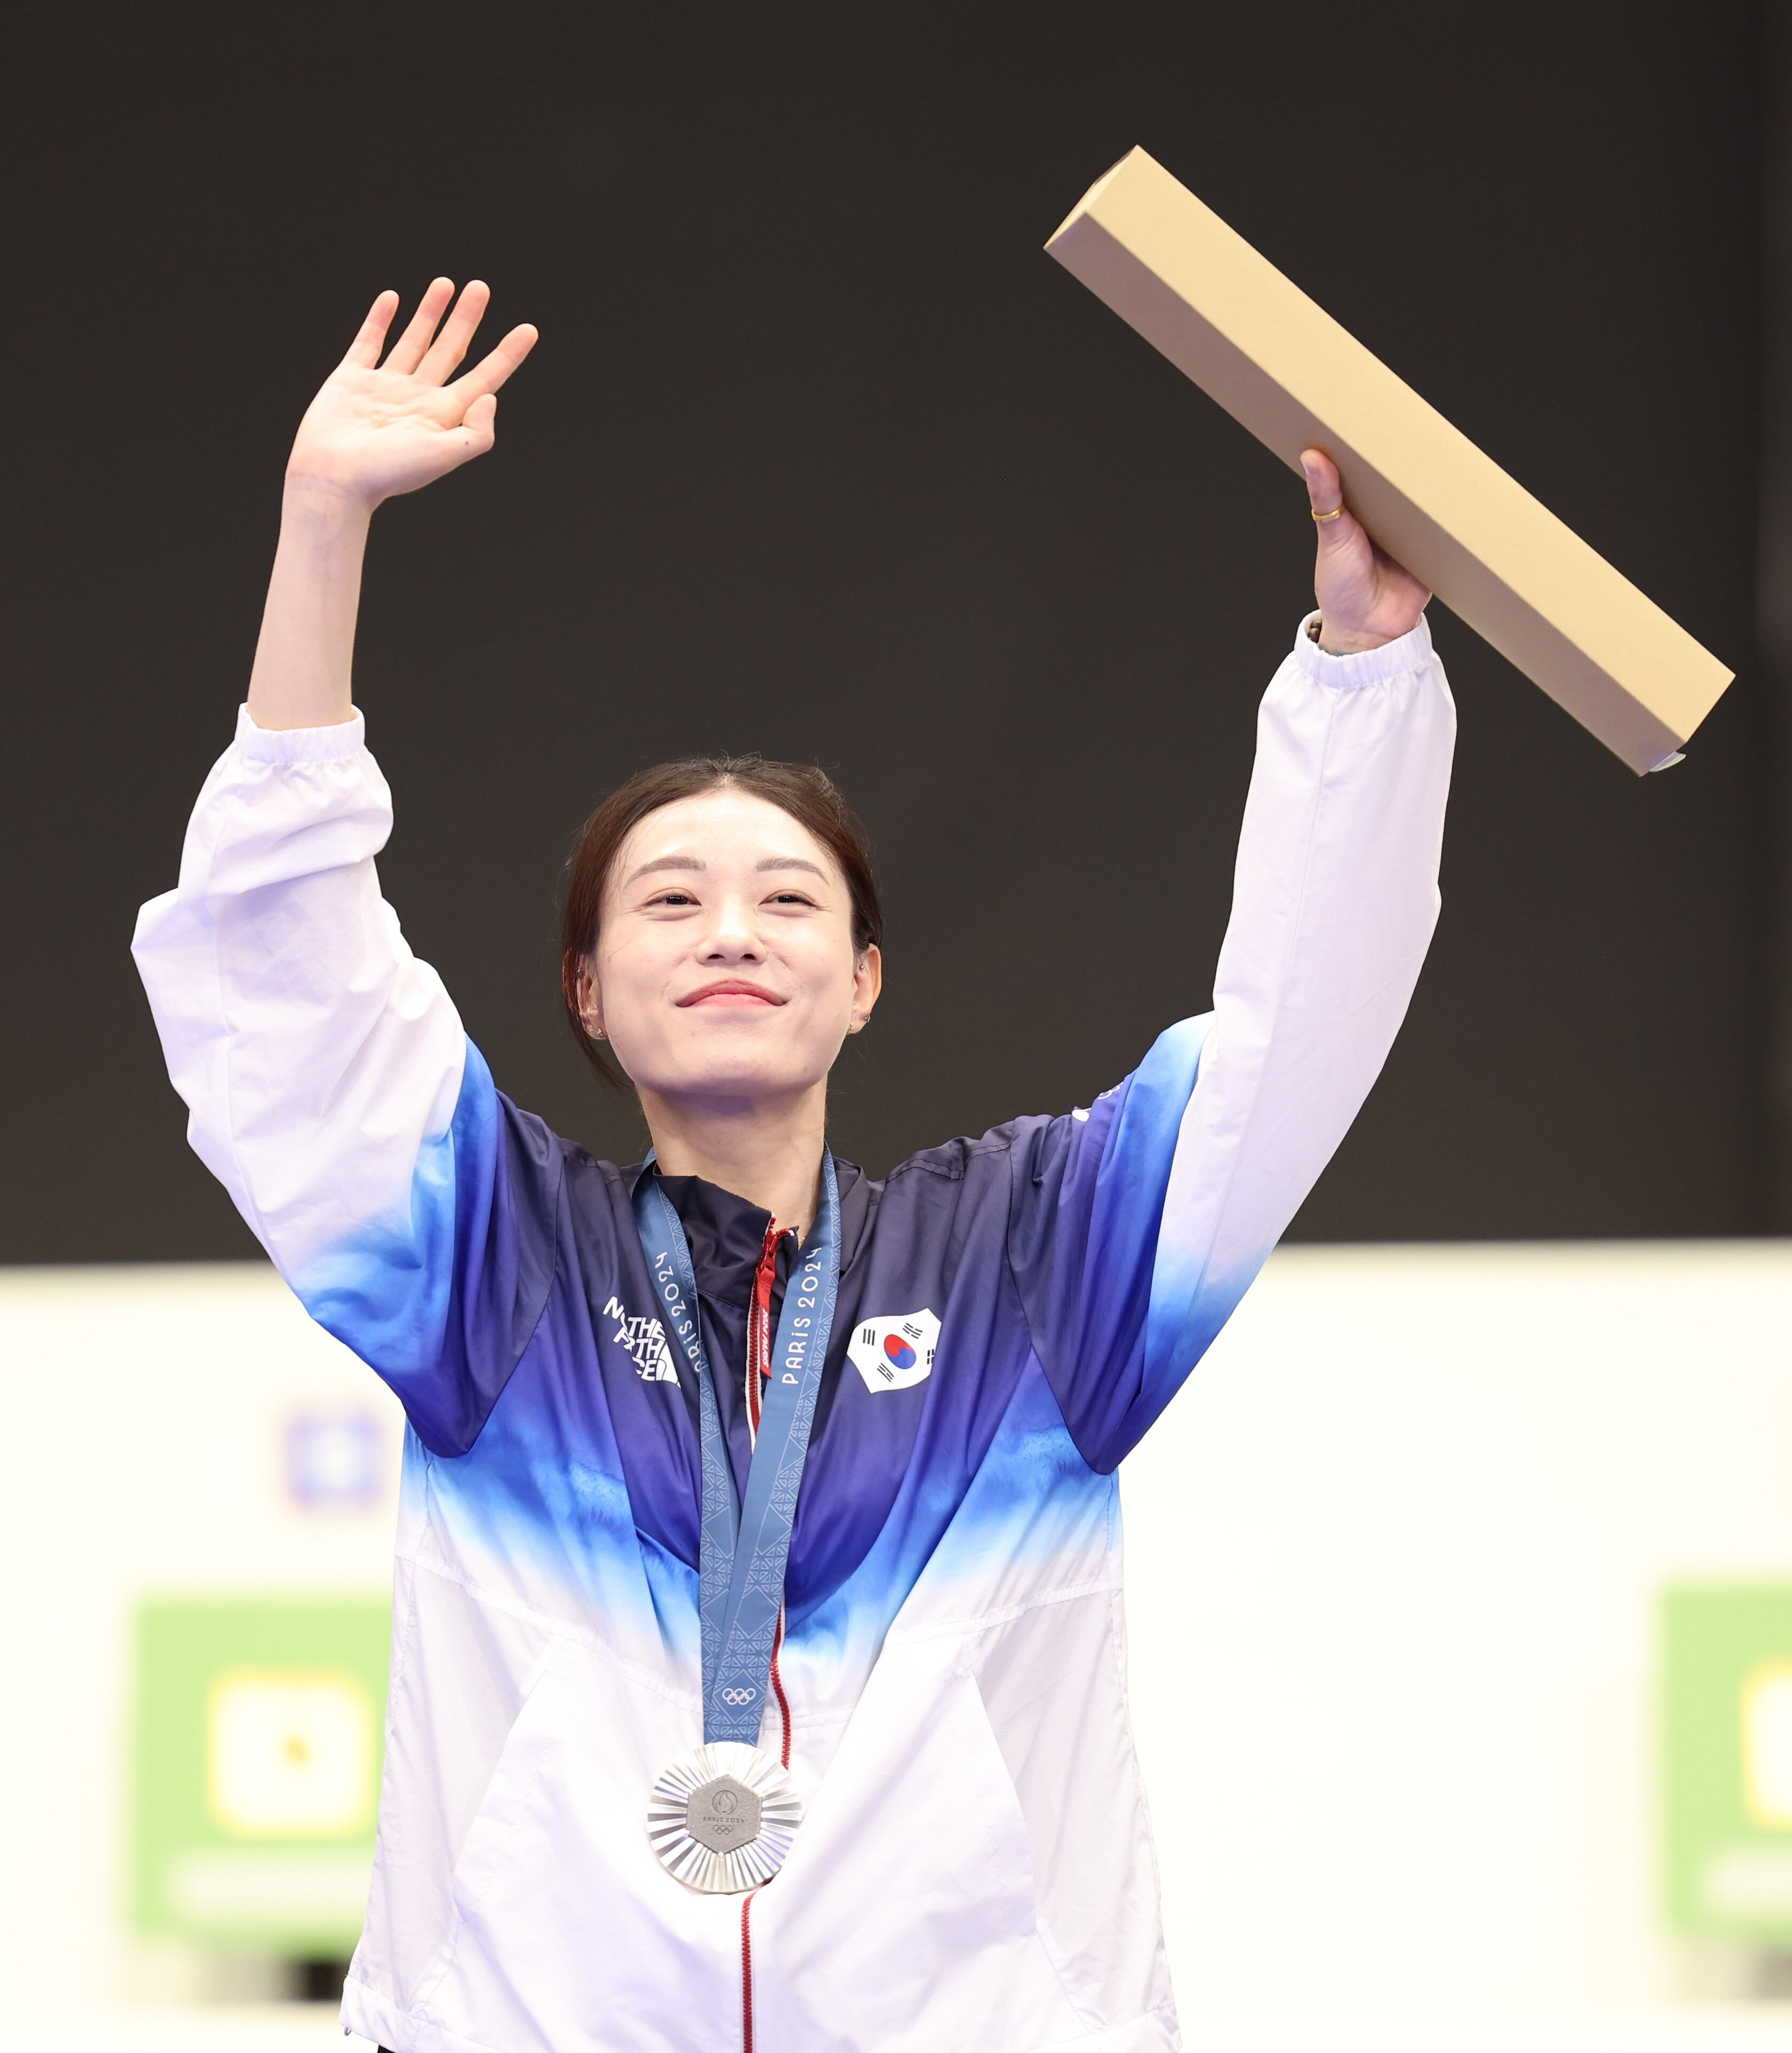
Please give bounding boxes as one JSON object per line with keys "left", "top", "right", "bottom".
{"left": 1006, "top": 1016, "right": 1216, "bottom": 1473}
{"left": 1009, "top": 614, "right": 1457, "bottom": 1472}
{"left": 292, "top": 1040, "right": 562, "bottom": 1457}
{"left": 132, "top": 715, "right": 569, "bottom": 1462}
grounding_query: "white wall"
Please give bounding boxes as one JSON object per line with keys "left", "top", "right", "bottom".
{"left": 1124, "top": 1240, "right": 1792, "bottom": 2029}
{"left": 4, "top": 1246, "right": 1791, "bottom": 2044}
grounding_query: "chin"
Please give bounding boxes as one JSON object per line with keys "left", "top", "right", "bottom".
{"left": 648, "top": 1063, "right": 826, "bottom": 1105}
{"left": 624, "top": 1039, "right": 830, "bottom": 1105}
{"left": 614, "top": 1016, "right": 844, "bottom": 1105}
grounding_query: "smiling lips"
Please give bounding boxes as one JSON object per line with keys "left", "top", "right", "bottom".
{"left": 676, "top": 979, "right": 785, "bottom": 1009}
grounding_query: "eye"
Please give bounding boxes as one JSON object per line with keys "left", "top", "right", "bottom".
{"left": 766, "top": 890, "right": 818, "bottom": 908}
{"left": 646, "top": 889, "right": 699, "bottom": 908}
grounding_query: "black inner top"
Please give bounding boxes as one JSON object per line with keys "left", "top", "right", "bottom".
{"left": 651, "top": 1164, "right": 872, "bottom": 1502}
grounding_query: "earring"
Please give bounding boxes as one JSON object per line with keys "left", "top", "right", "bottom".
{"left": 593, "top": 1026, "right": 606, "bottom": 1041}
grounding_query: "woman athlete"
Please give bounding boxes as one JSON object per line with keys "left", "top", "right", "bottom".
{"left": 134, "top": 280, "right": 1453, "bottom": 2053}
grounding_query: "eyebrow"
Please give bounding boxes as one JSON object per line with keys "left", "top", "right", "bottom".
{"left": 622, "top": 854, "right": 828, "bottom": 885}
{"left": 623, "top": 855, "right": 705, "bottom": 885}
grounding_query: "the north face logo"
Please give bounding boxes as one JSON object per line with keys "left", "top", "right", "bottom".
{"left": 603, "top": 1296, "right": 678, "bottom": 1384}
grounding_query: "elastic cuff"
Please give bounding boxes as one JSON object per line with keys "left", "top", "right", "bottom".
{"left": 234, "top": 703, "right": 367, "bottom": 763}
{"left": 1292, "top": 610, "right": 1434, "bottom": 689}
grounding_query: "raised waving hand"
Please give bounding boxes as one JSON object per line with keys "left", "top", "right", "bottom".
{"left": 248, "top": 280, "right": 538, "bottom": 730}
{"left": 290, "top": 280, "right": 539, "bottom": 507}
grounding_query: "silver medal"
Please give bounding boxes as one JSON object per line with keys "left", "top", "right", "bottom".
{"left": 647, "top": 1741, "right": 802, "bottom": 1893}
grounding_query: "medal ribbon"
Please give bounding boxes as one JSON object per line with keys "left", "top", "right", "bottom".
{"left": 634, "top": 1152, "right": 842, "bottom": 1746}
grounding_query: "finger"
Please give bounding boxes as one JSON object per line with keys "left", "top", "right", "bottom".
{"left": 1299, "top": 446, "right": 1344, "bottom": 519}
{"left": 340, "top": 290, "right": 400, "bottom": 369}
{"left": 382, "top": 277, "right": 455, "bottom": 375}
{"left": 1300, "top": 445, "right": 1364, "bottom": 561}
{"left": 446, "top": 322, "right": 540, "bottom": 405}
{"left": 418, "top": 279, "right": 491, "bottom": 385}
{"left": 445, "top": 391, "right": 499, "bottom": 469}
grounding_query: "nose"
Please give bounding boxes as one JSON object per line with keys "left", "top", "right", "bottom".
{"left": 698, "top": 891, "right": 765, "bottom": 962}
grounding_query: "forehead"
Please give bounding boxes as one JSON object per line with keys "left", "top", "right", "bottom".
{"left": 609, "top": 787, "right": 841, "bottom": 888}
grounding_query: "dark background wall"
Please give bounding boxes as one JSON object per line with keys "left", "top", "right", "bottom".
{"left": 2, "top": 0, "right": 1765, "bottom": 1263}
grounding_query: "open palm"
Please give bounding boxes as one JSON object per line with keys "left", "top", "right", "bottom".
{"left": 288, "top": 279, "right": 538, "bottom": 509}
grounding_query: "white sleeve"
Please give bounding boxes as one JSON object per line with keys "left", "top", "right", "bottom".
{"left": 130, "top": 705, "right": 469, "bottom": 1295}
{"left": 1152, "top": 610, "right": 1456, "bottom": 1363}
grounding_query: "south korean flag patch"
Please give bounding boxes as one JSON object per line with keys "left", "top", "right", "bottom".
{"left": 848, "top": 1309, "right": 940, "bottom": 1394}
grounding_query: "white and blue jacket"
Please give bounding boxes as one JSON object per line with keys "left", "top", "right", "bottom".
{"left": 133, "top": 615, "right": 1454, "bottom": 2053}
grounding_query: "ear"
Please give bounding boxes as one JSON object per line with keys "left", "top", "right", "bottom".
{"left": 846, "top": 944, "right": 883, "bottom": 1033}
{"left": 574, "top": 959, "right": 606, "bottom": 1041}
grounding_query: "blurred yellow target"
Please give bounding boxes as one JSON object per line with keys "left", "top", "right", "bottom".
{"left": 207, "top": 1671, "right": 373, "bottom": 1837}
{"left": 1742, "top": 1662, "right": 1792, "bottom": 1830}
{"left": 131, "top": 1595, "right": 389, "bottom": 1950}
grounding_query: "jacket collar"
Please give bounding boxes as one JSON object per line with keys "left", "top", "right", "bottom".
{"left": 626, "top": 1153, "right": 871, "bottom": 1302}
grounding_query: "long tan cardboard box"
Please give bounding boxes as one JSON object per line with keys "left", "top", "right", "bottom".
{"left": 1045, "top": 148, "right": 1732, "bottom": 775}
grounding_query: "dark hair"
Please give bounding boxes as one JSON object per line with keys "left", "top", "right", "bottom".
{"left": 560, "top": 754, "right": 883, "bottom": 1087}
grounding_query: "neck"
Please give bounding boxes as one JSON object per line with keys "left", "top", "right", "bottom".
{"left": 640, "top": 1082, "right": 827, "bottom": 1240}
